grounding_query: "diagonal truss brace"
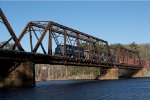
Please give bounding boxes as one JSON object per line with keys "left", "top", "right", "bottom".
{"left": 0, "top": 8, "right": 24, "bottom": 51}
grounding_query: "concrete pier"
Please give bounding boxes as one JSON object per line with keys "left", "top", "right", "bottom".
{"left": 0, "top": 61, "right": 35, "bottom": 87}
{"left": 119, "top": 68, "right": 144, "bottom": 78}
{"left": 132, "top": 69, "right": 144, "bottom": 78}
{"left": 95, "top": 67, "right": 144, "bottom": 80}
{"left": 100, "top": 67, "right": 118, "bottom": 80}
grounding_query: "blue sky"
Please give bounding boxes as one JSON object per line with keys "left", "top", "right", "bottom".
{"left": 0, "top": 1, "right": 150, "bottom": 46}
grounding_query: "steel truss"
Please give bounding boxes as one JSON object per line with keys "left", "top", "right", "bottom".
{"left": 0, "top": 8, "right": 143, "bottom": 69}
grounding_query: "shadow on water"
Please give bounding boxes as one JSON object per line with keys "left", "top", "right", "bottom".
{"left": 1, "top": 78, "right": 150, "bottom": 100}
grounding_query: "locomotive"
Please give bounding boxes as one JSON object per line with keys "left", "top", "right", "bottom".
{"left": 54, "top": 44, "right": 85, "bottom": 59}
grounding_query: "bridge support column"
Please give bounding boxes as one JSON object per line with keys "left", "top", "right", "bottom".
{"left": 119, "top": 69, "right": 144, "bottom": 78}
{"left": 99, "top": 67, "right": 118, "bottom": 80}
{"left": 132, "top": 69, "right": 144, "bottom": 78}
{"left": 0, "top": 61, "right": 35, "bottom": 87}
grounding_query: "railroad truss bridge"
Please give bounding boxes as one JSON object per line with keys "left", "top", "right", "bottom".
{"left": 0, "top": 9, "right": 144, "bottom": 87}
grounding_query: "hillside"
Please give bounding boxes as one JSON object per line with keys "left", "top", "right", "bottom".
{"left": 138, "top": 43, "right": 150, "bottom": 61}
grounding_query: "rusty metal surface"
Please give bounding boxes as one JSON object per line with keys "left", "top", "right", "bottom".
{"left": 0, "top": 8, "right": 24, "bottom": 51}
{"left": 17, "top": 21, "right": 111, "bottom": 64}
{"left": 110, "top": 46, "right": 142, "bottom": 67}
{"left": 0, "top": 49, "right": 142, "bottom": 69}
{"left": 0, "top": 9, "right": 143, "bottom": 69}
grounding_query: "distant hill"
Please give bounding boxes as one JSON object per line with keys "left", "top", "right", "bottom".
{"left": 138, "top": 43, "right": 150, "bottom": 61}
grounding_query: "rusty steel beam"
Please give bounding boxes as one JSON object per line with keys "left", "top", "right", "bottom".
{"left": 12, "top": 22, "right": 31, "bottom": 50}
{"left": 31, "top": 21, "right": 107, "bottom": 43}
{"left": 112, "top": 46, "right": 142, "bottom": 67}
{"left": 31, "top": 27, "right": 47, "bottom": 54}
{"left": 29, "top": 27, "right": 33, "bottom": 51}
{"left": 0, "top": 9, "right": 144, "bottom": 71}
{"left": 50, "top": 21, "right": 107, "bottom": 43}
{"left": 0, "top": 49, "right": 143, "bottom": 69}
{"left": 32, "top": 22, "right": 52, "bottom": 52}
{"left": 77, "top": 33, "right": 80, "bottom": 60}
{"left": 0, "top": 8, "right": 24, "bottom": 51}
{"left": 18, "top": 21, "right": 110, "bottom": 61}
{"left": 14, "top": 21, "right": 113, "bottom": 68}
{"left": 64, "top": 29, "right": 67, "bottom": 59}
{"left": 30, "top": 21, "right": 107, "bottom": 44}
{"left": 48, "top": 28, "right": 52, "bottom": 55}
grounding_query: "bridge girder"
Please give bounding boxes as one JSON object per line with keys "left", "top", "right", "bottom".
{"left": 0, "top": 9, "right": 143, "bottom": 69}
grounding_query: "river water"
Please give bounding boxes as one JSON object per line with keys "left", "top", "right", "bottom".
{"left": 0, "top": 78, "right": 150, "bottom": 100}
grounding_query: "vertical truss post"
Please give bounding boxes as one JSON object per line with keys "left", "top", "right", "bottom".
{"left": 64, "top": 29, "right": 67, "bottom": 61}
{"left": 122, "top": 50, "right": 125, "bottom": 63}
{"left": 86, "top": 40, "right": 89, "bottom": 60}
{"left": 29, "top": 27, "right": 33, "bottom": 51}
{"left": 48, "top": 28, "right": 52, "bottom": 55}
{"left": 127, "top": 51, "right": 129, "bottom": 64}
{"left": 116, "top": 46, "right": 120, "bottom": 63}
{"left": 91, "top": 39, "right": 94, "bottom": 61}
{"left": 97, "top": 41, "right": 100, "bottom": 64}
{"left": 106, "top": 41, "right": 111, "bottom": 58}
{"left": 137, "top": 52, "right": 141, "bottom": 66}
{"left": 88, "top": 38, "right": 91, "bottom": 61}
{"left": 77, "top": 33, "right": 80, "bottom": 61}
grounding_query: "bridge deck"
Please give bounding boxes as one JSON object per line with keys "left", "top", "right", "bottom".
{"left": 0, "top": 49, "right": 143, "bottom": 69}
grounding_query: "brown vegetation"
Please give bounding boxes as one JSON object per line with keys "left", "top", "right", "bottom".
{"left": 139, "top": 43, "right": 150, "bottom": 61}
{"left": 35, "top": 65, "right": 99, "bottom": 81}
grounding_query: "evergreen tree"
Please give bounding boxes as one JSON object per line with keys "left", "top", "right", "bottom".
{"left": 129, "top": 42, "right": 139, "bottom": 51}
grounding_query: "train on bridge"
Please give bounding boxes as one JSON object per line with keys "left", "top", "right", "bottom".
{"left": 53, "top": 43, "right": 143, "bottom": 67}
{"left": 0, "top": 8, "right": 149, "bottom": 88}
{"left": 0, "top": 8, "right": 148, "bottom": 68}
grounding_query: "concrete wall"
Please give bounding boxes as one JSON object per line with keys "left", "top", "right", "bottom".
{"left": 0, "top": 61, "right": 35, "bottom": 87}
{"left": 0, "top": 61, "right": 145, "bottom": 87}
{"left": 96, "top": 67, "right": 144, "bottom": 80}
{"left": 99, "top": 67, "right": 118, "bottom": 80}
{"left": 143, "top": 67, "right": 150, "bottom": 77}
{"left": 119, "top": 68, "right": 144, "bottom": 78}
